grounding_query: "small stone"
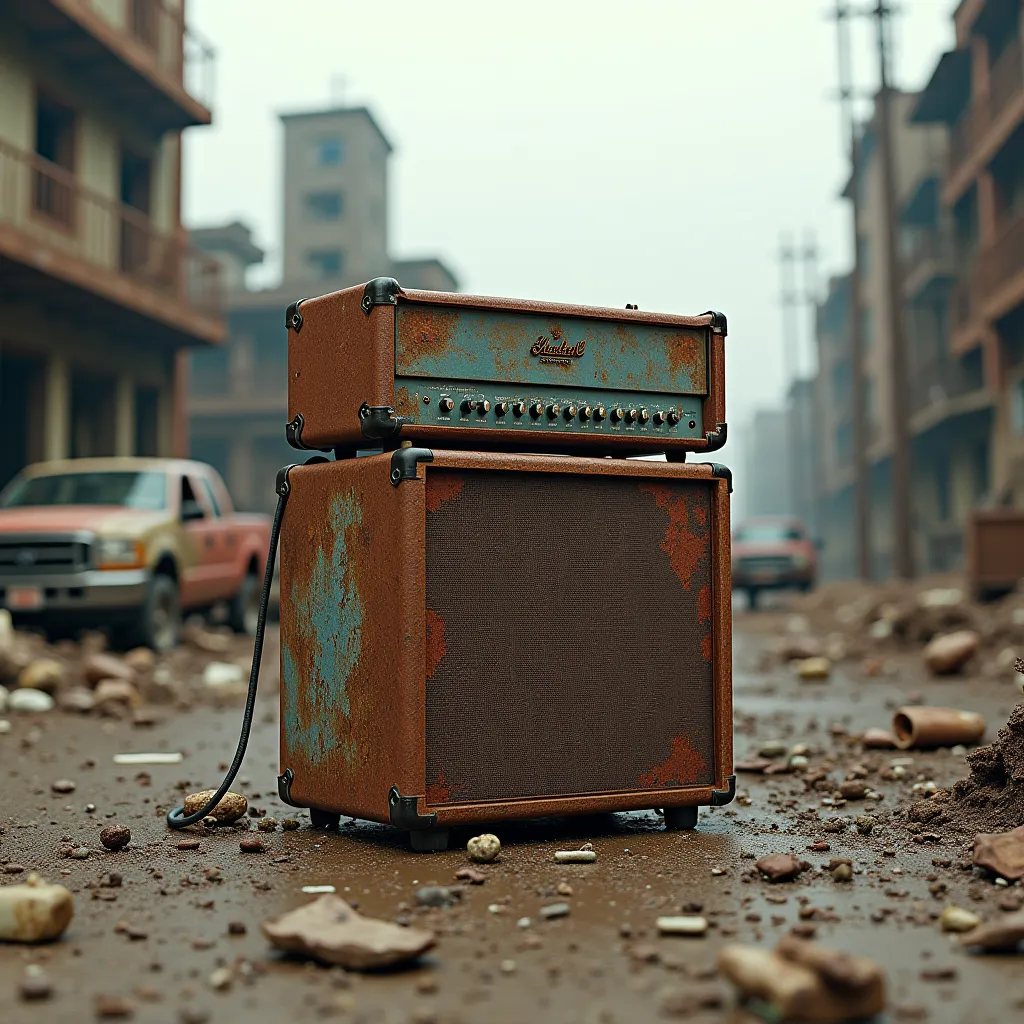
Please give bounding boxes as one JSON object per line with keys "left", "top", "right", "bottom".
{"left": 123, "top": 648, "right": 156, "bottom": 673}
{"left": 656, "top": 916, "right": 708, "bottom": 936}
{"left": 281, "top": 819, "right": 300, "bottom": 831}
{"left": 923, "top": 630, "right": 979, "bottom": 675}
{"left": 84, "top": 653, "right": 136, "bottom": 687}
{"left": 95, "top": 994, "right": 133, "bottom": 1018}
{"left": 19, "top": 965, "right": 53, "bottom": 1001}
{"left": 60, "top": 687, "right": 96, "bottom": 713}
{"left": 959, "top": 909, "right": 1024, "bottom": 950}
{"left": 795, "top": 657, "right": 831, "bottom": 681}
{"left": 0, "top": 875, "right": 74, "bottom": 941}
{"left": 239, "top": 837, "right": 265, "bottom": 853}
{"left": 973, "top": 825, "right": 1024, "bottom": 881}
{"left": 208, "top": 966, "right": 233, "bottom": 991}
{"left": 228, "top": 921, "right": 247, "bottom": 935}
{"left": 756, "top": 853, "right": 810, "bottom": 883}
{"left": 94, "top": 678, "right": 141, "bottom": 711}
{"left": 256, "top": 817, "right": 278, "bottom": 833}
{"left": 100, "top": 825, "right": 132, "bottom": 851}
{"left": 7, "top": 688, "right": 55, "bottom": 713}
{"left": 467, "top": 833, "right": 500, "bottom": 863}
{"left": 839, "top": 780, "right": 869, "bottom": 800}
{"left": 758, "top": 740, "right": 788, "bottom": 758}
{"left": 940, "top": 906, "right": 981, "bottom": 933}
{"left": 454, "top": 867, "right": 486, "bottom": 885}
{"left": 540, "top": 903, "right": 570, "bottom": 920}
{"left": 556, "top": 882, "right": 573, "bottom": 896}
{"left": 202, "top": 661, "right": 246, "bottom": 689}
{"left": 554, "top": 850, "right": 596, "bottom": 863}
{"left": 500, "top": 959, "right": 517, "bottom": 974}
{"left": 176, "top": 839, "right": 201, "bottom": 851}
{"left": 832, "top": 863, "right": 853, "bottom": 882}
{"left": 18, "top": 658, "right": 63, "bottom": 694}
{"left": 415, "top": 886, "right": 461, "bottom": 908}
{"left": 856, "top": 816, "right": 876, "bottom": 836}
{"left": 183, "top": 790, "right": 248, "bottom": 824}
{"left": 3, "top": 863, "right": 25, "bottom": 874}
{"left": 51, "top": 778, "right": 76, "bottom": 794}
{"left": 70, "top": 846, "right": 90, "bottom": 860}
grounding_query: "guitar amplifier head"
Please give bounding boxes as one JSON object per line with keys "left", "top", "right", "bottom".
{"left": 285, "top": 278, "right": 727, "bottom": 457}
{"left": 277, "top": 448, "right": 734, "bottom": 849}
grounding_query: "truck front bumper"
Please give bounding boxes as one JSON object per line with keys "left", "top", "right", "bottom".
{"left": 0, "top": 569, "right": 150, "bottom": 614}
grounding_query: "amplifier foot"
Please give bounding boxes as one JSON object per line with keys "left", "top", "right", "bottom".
{"left": 663, "top": 805, "right": 698, "bottom": 831}
{"left": 309, "top": 808, "right": 341, "bottom": 830}
{"left": 409, "top": 828, "right": 450, "bottom": 853}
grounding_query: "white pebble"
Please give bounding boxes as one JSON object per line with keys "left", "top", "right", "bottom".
{"left": 554, "top": 850, "right": 596, "bottom": 863}
{"left": 657, "top": 916, "right": 709, "bottom": 936}
{"left": 517, "top": 917, "right": 532, "bottom": 929}
{"left": 0, "top": 719, "right": 10, "bottom": 734}
{"left": 7, "top": 688, "right": 54, "bottom": 713}
{"left": 301, "top": 885, "right": 336, "bottom": 894}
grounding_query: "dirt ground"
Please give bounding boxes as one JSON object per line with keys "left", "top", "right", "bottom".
{"left": 2, "top": 604, "right": 1024, "bottom": 1024}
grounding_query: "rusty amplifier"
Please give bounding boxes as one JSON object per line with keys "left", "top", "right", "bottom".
{"left": 276, "top": 447, "right": 734, "bottom": 851}
{"left": 285, "top": 278, "right": 727, "bottom": 457}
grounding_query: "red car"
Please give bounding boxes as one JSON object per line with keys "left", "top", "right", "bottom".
{"left": 731, "top": 516, "right": 818, "bottom": 608}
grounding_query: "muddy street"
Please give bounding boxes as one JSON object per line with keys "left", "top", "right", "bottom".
{"left": 3, "top": 597, "right": 1024, "bottom": 1023}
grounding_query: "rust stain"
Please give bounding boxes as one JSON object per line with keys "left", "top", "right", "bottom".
{"left": 665, "top": 332, "right": 702, "bottom": 385}
{"left": 425, "top": 768, "right": 452, "bottom": 805}
{"left": 398, "top": 307, "right": 462, "bottom": 363}
{"left": 393, "top": 385, "right": 414, "bottom": 417}
{"left": 639, "top": 734, "right": 708, "bottom": 789}
{"left": 425, "top": 474, "right": 466, "bottom": 513}
{"left": 701, "top": 634, "right": 712, "bottom": 661}
{"left": 639, "top": 483, "right": 706, "bottom": 590}
{"left": 697, "top": 584, "right": 711, "bottom": 623}
{"left": 425, "top": 608, "right": 447, "bottom": 680}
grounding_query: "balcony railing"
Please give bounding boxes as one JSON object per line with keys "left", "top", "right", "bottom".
{"left": 82, "top": 0, "right": 215, "bottom": 108}
{"left": 978, "top": 209, "right": 1024, "bottom": 307}
{"left": 909, "top": 355, "right": 984, "bottom": 414}
{"left": 990, "top": 35, "right": 1024, "bottom": 125}
{"left": 0, "top": 138, "right": 221, "bottom": 318}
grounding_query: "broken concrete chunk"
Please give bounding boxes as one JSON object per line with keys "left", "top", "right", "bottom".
{"left": 17, "top": 659, "right": 63, "bottom": 694}
{"left": 554, "top": 850, "right": 596, "bottom": 863}
{"left": 467, "top": 834, "right": 500, "bottom": 863}
{"left": 182, "top": 789, "right": 248, "bottom": 824}
{"left": 959, "top": 909, "right": 1024, "bottom": 952}
{"left": 718, "top": 940, "right": 885, "bottom": 1023}
{"left": 83, "top": 653, "right": 136, "bottom": 687}
{"left": 0, "top": 874, "right": 74, "bottom": 943}
{"left": 940, "top": 906, "right": 981, "bottom": 934}
{"left": 756, "top": 853, "right": 810, "bottom": 883}
{"left": 7, "top": 688, "right": 54, "bottom": 713}
{"left": 93, "top": 679, "right": 141, "bottom": 711}
{"left": 973, "top": 826, "right": 1024, "bottom": 881}
{"left": 262, "top": 895, "right": 435, "bottom": 969}
{"left": 796, "top": 657, "right": 832, "bottom": 681}
{"left": 861, "top": 727, "right": 897, "bottom": 749}
{"left": 657, "top": 916, "right": 708, "bottom": 936}
{"left": 59, "top": 687, "right": 96, "bottom": 713}
{"left": 923, "top": 630, "right": 978, "bottom": 676}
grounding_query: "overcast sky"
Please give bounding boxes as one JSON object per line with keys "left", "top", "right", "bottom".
{"left": 183, "top": 0, "right": 955, "bottom": 517}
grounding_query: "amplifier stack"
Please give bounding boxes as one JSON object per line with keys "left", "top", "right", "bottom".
{"left": 276, "top": 277, "right": 734, "bottom": 851}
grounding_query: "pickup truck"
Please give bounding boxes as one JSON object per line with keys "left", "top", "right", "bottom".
{"left": 732, "top": 515, "right": 819, "bottom": 609}
{"left": 0, "top": 458, "right": 272, "bottom": 652}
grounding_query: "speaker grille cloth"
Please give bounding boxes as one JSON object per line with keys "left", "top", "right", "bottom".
{"left": 424, "top": 469, "right": 716, "bottom": 805}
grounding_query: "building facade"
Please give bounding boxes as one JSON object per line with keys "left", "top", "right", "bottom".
{"left": 743, "top": 408, "right": 791, "bottom": 522}
{"left": 189, "top": 105, "right": 458, "bottom": 514}
{"left": 0, "top": 0, "right": 222, "bottom": 491}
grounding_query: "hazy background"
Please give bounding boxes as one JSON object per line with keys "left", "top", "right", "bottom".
{"left": 183, "top": 0, "right": 955, "bottom": 515}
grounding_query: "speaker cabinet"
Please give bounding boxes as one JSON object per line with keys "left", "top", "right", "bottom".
{"left": 278, "top": 449, "right": 733, "bottom": 850}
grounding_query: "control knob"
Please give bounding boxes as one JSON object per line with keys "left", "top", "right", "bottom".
{"left": 667, "top": 409, "right": 681, "bottom": 426}
{"left": 494, "top": 400, "right": 509, "bottom": 416}
{"left": 611, "top": 407, "right": 626, "bottom": 423}
{"left": 625, "top": 408, "right": 638, "bottom": 423}
{"left": 438, "top": 397, "right": 454, "bottom": 413}
{"left": 579, "top": 406, "right": 592, "bottom": 421}
{"left": 593, "top": 406, "right": 607, "bottom": 421}
{"left": 638, "top": 408, "right": 650, "bottom": 424}
{"left": 476, "top": 400, "right": 491, "bottom": 415}
{"left": 530, "top": 402, "right": 545, "bottom": 418}
{"left": 564, "top": 404, "right": 578, "bottom": 420}
{"left": 653, "top": 410, "right": 666, "bottom": 425}
{"left": 547, "top": 403, "right": 561, "bottom": 420}
{"left": 460, "top": 399, "right": 474, "bottom": 415}
{"left": 512, "top": 401, "right": 527, "bottom": 417}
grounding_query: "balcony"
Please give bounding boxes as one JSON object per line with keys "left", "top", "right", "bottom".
{"left": 5, "top": 0, "right": 214, "bottom": 132}
{"left": 903, "top": 229, "right": 955, "bottom": 300}
{"left": 908, "top": 353, "right": 990, "bottom": 434}
{"left": 0, "top": 138, "right": 222, "bottom": 346}
{"left": 977, "top": 209, "right": 1024, "bottom": 321}
{"left": 945, "top": 37, "right": 1024, "bottom": 203}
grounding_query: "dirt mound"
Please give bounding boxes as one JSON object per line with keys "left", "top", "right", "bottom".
{"left": 909, "top": 704, "right": 1024, "bottom": 834}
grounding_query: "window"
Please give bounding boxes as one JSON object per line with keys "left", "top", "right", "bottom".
{"left": 34, "top": 93, "right": 76, "bottom": 225}
{"left": 180, "top": 476, "right": 205, "bottom": 519}
{"left": 199, "top": 477, "right": 222, "bottom": 517}
{"left": 307, "top": 249, "right": 343, "bottom": 278}
{"left": 1013, "top": 377, "right": 1024, "bottom": 435}
{"left": 134, "top": 386, "right": 159, "bottom": 457}
{"left": 316, "top": 137, "right": 345, "bottom": 166}
{"left": 190, "top": 348, "right": 230, "bottom": 396}
{"left": 305, "top": 190, "right": 343, "bottom": 221}
{"left": 1, "top": 472, "right": 166, "bottom": 510}
{"left": 734, "top": 523, "right": 806, "bottom": 543}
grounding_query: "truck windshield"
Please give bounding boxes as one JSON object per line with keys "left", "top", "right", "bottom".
{"left": 735, "top": 523, "right": 804, "bottom": 542}
{"left": 0, "top": 472, "right": 167, "bottom": 511}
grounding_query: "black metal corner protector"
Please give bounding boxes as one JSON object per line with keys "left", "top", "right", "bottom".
{"left": 710, "top": 775, "right": 737, "bottom": 807}
{"left": 277, "top": 768, "right": 306, "bottom": 808}
{"left": 285, "top": 299, "right": 307, "bottom": 333}
{"left": 702, "top": 310, "right": 728, "bottom": 336}
{"left": 359, "top": 403, "right": 405, "bottom": 441}
{"left": 388, "top": 786, "right": 437, "bottom": 829}
{"left": 275, "top": 464, "right": 298, "bottom": 498}
{"left": 704, "top": 422, "right": 728, "bottom": 452}
{"left": 707, "top": 463, "right": 733, "bottom": 493}
{"left": 286, "top": 413, "right": 311, "bottom": 450}
{"left": 390, "top": 446, "right": 433, "bottom": 486}
{"left": 361, "top": 277, "right": 401, "bottom": 313}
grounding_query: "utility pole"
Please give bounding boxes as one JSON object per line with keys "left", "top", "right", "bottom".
{"left": 779, "top": 234, "right": 800, "bottom": 518}
{"left": 800, "top": 231, "right": 820, "bottom": 541}
{"left": 872, "top": 0, "right": 914, "bottom": 579}
{"left": 832, "top": 0, "right": 871, "bottom": 580}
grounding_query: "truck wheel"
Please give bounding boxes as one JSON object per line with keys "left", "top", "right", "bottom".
{"left": 746, "top": 587, "right": 760, "bottom": 610}
{"left": 228, "top": 572, "right": 260, "bottom": 635}
{"left": 130, "top": 574, "right": 181, "bottom": 653}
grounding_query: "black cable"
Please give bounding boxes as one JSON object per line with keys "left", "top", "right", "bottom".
{"left": 166, "top": 478, "right": 289, "bottom": 829}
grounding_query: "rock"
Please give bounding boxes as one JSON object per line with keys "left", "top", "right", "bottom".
{"left": 940, "top": 906, "right": 981, "bottom": 934}
{"left": 185, "top": 627, "right": 233, "bottom": 654}
{"left": 51, "top": 779, "right": 75, "bottom": 794}
{"left": 861, "top": 728, "right": 897, "bottom": 749}
{"left": 756, "top": 854, "right": 810, "bottom": 883}
{"left": 281, "top": 819, "right": 300, "bottom": 831}
{"left": 7, "top": 688, "right": 54, "bottom": 713}
{"left": 59, "top": 687, "right": 96, "bottom": 713}
{"left": 831, "top": 863, "right": 853, "bottom": 882}
{"left": 256, "top": 817, "right": 278, "bottom": 833}
{"left": 454, "top": 867, "right": 486, "bottom": 885}
{"left": 973, "top": 826, "right": 1024, "bottom": 881}
{"left": 656, "top": 916, "right": 708, "bottom": 936}
{"left": 0, "top": 608, "right": 12, "bottom": 650}
{"left": 758, "top": 740, "right": 789, "bottom": 758}
{"left": 17, "top": 659, "right": 63, "bottom": 694}
{"left": 94, "top": 994, "right": 133, "bottom": 1018}
{"left": 718, "top": 939, "right": 885, "bottom": 1024}
{"left": 796, "top": 657, "right": 832, "bottom": 681}
{"left": 19, "top": 964, "right": 53, "bottom": 1000}
{"left": 123, "top": 648, "right": 156, "bottom": 673}
{"left": 70, "top": 847, "right": 90, "bottom": 860}
{"left": 100, "top": 825, "right": 132, "bottom": 851}
{"left": 93, "top": 679, "right": 141, "bottom": 711}
{"left": 208, "top": 966, "right": 233, "bottom": 991}
{"left": 959, "top": 909, "right": 1024, "bottom": 951}
{"left": 182, "top": 789, "right": 248, "bottom": 824}
{"left": 0, "top": 684, "right": 7, "bottom": 713}
{"left": 84, "top": 653, "right": 136, "bottom": 687}
{"left": 415, "top": 886, "right": 462, "bottom": 908}
{"left": 228, "top": 921, "right": 247, "bottom": 935}
{"left": 736, "top": 757, "right": 775, "bottom": 773}
{"left": 0, "top": 873, "right": 74, "bottom": 942}
{"left": 240, "top": 837, "right": 265, "bottom": 853}
{"left": 868, "top": 619, "right": 893, "bottom": 640}
{"left": 262, "top": 894, "right": 435, "bottom": 970}
{"left": 203, "top": 662, "right": 245, "bottom": 689}
{"left": 855, "top": 817, "right": 876, "bottom": 836}
{"left": 539, "top": 903, "right": 571, "bottom": 919}
{"left": 838, "top": 780, "right": 869, "bottom": 800}
{"left": 554, "top": 850, "right": 596, "bottom": 863}
{"left": 923, "top": 630, "right": 979, "bottom": 675}
{"left": 467, "top": 834, "right": 500, "bottom": 863}
{"left": 777, "top": 636, "right": 821, "bottom": 661}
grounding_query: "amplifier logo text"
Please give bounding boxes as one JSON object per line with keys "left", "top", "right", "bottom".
{"left": 530, "top": 334, "right": 586, "bottom": 366}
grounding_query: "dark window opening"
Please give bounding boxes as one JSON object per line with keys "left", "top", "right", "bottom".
{"left": 305, "top": 190, "right": 343, "bottom": 221}
{"left": 120, "top": 149, "right": 152, "bottom": 274}
{"left": 134, "top": 386, "right": 160, "bottom": 457}
{"left": 34, "top": 93, "right": 76, "bottom": 225}
{"left": 129, "top": 0, "right": 160, "bottom": 49}
{"left": 307, "top": 249, "right": 343, "bottom": 278}
{"left": 70, "top": 371, "right": 117, "bottom": 458}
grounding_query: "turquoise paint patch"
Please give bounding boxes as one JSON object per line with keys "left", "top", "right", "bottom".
{"left": 284, "top": 490, "right": 363, "bottom": 766}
